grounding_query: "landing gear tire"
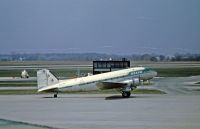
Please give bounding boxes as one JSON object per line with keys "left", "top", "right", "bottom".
{"left": 122, "top": 91, "right": 131, "bottom": 98}
{"left": 54, "top": 93, "right": 57, "bottom": 98}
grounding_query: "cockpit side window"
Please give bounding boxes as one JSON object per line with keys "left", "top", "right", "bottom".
{"left": 144, "top": 68, "right": 153, "bottom": 73}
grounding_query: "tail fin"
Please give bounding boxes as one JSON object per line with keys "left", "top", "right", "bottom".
{"left": 37, "top": 69, "right": 59, "bottom": 91}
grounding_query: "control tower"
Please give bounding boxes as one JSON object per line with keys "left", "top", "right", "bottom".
{"left": 93, "top": 58, "right": 130, "bottom": 75}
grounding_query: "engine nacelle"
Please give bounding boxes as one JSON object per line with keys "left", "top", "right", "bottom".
{"left": 122, "top": 78, "right": 140, "bottom": 88}
{"left": 132, "top": 78, "right": 140, "bottom": 86}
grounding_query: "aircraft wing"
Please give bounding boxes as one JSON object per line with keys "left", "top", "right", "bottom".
{"left": 96, "top": 82, "right": 127, "bottom": 90}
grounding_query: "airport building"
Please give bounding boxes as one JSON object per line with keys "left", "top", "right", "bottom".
{"left": 93, "top": 58, "right": 130, "bottom": 74}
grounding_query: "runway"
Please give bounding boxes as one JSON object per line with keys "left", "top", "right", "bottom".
{"left": 0, "top": 94, "right": 200, "bottom": 129}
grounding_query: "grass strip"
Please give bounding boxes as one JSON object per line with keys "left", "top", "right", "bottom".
{"left": 0, "top": 90, "right": 37, "bottom": 95}
{"left": 154, "top": 67, "right": 200, "bottom": 77}
{"left": 0, "top": 81, "right": 37, "bottom": 87}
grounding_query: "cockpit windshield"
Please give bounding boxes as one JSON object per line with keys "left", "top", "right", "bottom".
{"left": 144, "top": 68, "right": 153, "bottom": 72}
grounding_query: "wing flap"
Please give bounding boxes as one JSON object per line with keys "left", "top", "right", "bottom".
{"left": 96, "top": 82, "right": 127, "bottom": 90}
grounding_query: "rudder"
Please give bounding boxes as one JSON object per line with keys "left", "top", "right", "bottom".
{"left": 37, "top": 69, "right": 59, "bottom": 91}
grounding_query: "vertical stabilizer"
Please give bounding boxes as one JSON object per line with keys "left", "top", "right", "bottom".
{"left": 37, "top": 69, "right": 59, "bottom": 90}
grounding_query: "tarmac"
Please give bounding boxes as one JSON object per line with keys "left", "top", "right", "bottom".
{"left": 0, "top": 94, "right": 200, "bottom": 129}
{"left": 147, "top": 76, "right": 200, "bottom": 95}
{"left": 0, "top": 75, "right": 200, "bottom": 129}
{"left": 0, "top": 77, "right": 37, "bottom": 82}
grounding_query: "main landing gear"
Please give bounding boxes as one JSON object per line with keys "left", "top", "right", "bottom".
{"left": 54, "top": 92, "right": 58, "bottom": 98}
{"left": 122, "top": 91, "right": 131, "bottom": 98}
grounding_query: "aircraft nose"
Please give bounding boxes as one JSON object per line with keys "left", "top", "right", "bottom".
{"left": 153, "top": 71, "right": 157, "bottom": 77}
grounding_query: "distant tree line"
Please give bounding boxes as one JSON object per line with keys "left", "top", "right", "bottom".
{"left": 0, "top": 53, "right": 200, "bottom": 61}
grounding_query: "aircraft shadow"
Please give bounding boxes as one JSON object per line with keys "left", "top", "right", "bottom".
{"left": 105, "top": 95, "right": 153, "bottom": 100}
{"left": 105, "top": 95, "right": 135, "bottom": 100}
{"left": 42, "top": 97, "right": 58, "bottom": 98}
{"left": 41, "top": 95, "right": 152, "bottom": 99}
{"left": 41, "top": 96, "right": 105, "bottom": 99}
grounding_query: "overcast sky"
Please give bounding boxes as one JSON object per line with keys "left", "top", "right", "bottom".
{"left": 0, "top": 0, "right": 199, "bottom": 55}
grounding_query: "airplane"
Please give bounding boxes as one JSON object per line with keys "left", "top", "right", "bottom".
{"left": 21, "top": 70, "right": 29, "bottom": 78}
{"left": 37, "top": 67, "right": 157, "bottom": 98}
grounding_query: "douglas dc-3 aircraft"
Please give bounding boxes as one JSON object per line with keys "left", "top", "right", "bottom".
{"left": 37, "top": 67, "right": 157, "bottom": 98}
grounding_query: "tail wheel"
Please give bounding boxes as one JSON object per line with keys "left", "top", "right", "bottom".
{"left": 122, "top": 91, "right": 131, "bottom": 98}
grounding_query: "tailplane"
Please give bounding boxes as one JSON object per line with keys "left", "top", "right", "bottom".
{"left": 37, "top": 69, "right": 59, "bottom": 91}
